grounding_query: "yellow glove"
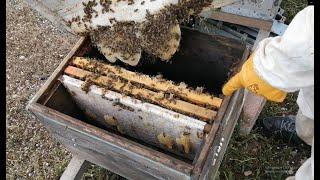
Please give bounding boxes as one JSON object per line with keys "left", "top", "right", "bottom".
{"left": 222, "top": 54, "right": 287, "bottom": 102}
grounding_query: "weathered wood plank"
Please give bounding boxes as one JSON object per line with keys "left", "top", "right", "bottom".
{"left": 59, "top": 155, "right": 90, "bottom": 180}
{"left": 209, "top": 0, "right": 241, "bottom": 8}
{"left": 60, "top": 141, "right": 158, "bottom": 180}
{"left": 191, "top": 96, "right": 231, "bottom": 175}
{"left": 240, "top": 39, "right": 267, "bottom": 135}
{"left": 26, "top": 37, "right": 87, "bottom": 109}
{"left": 47, "top": 119, "right": 180, "bottom": 180}
{"left": 201, "top": 11, "right": 273, "bottom": 31}
{"left": 64, "top": 66, "right": 217, "bottom": 121}
{"left": 29, "top": 103, "right": 193, "bottom": 179}
{"left": 192, "top": 46, "right": 249, "bottom": 179}
{"left": 71, "top": 57, "right": 223, "bottom": 108}
{"left": 239, "top": 90, "right": 266, "bottom": 136}
{"left": 199, "top": 89, "right": 244, "bottom": 180}
{"left": 252, "top": 29, "right": 270, "bottom": 51}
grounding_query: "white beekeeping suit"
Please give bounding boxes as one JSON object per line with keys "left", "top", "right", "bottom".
{"left": 253, "top": 6, "right": 314, "bottom": 180}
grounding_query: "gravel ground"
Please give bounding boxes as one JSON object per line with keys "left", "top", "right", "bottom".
{"left": 6, "top": 0, "right": 77, "bottom": 178}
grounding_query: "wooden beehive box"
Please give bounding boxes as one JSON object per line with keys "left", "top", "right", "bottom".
{"left": 27, "top": 27, "right": 249, "bottom": 179}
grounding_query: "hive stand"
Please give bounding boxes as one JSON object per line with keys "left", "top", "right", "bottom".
{"left": 60, "top": 155, "right": 90, "bottom": 180}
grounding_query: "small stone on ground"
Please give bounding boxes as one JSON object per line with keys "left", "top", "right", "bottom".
{"left": 6, "top": 0, "right": 77, "bottom": 178}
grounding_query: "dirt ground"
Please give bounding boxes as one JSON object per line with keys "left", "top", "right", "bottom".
{"left": 6, "top": 0, "right": 310, "bottom": 179}
{"left": 6, "top": 0, "right": 77, "bottom": 178}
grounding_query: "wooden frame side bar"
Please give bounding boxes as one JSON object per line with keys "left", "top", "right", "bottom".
{"left": 26, "top": 37, "right": 87, "bottom": 108}
{"left": 191, "top": 46, "right": 250, "bottom": 177}
{"left": 201, "top": 11, "right": 273, "bottom": 31}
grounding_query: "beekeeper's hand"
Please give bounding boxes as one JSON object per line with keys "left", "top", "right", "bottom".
{"left": 222, "top": 54, "right": 287, "bottom": 102}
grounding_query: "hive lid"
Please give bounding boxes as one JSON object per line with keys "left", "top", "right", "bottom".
{"left": 25, "top": 0, "right": 239, "bottom": 35}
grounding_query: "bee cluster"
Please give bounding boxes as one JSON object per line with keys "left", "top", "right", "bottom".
{"left": 91, "top": 21, "right": 142, "bottom": 62}
{"left": 137, "top": 0, "right": 212, "bottom": 59}
{"left": 141, "top": 6, "right": 179, "bottom": 59}
{"left": 100, "top": 0, "right": 113, "bottom": 13}
{"left": 83, "top": 0, "right": 99, "bottom": 22}
{"left": 66, "top": 15, "right": 80, "bottom": 28}
{"left": 81, "top": 74, "right": 98, "bottom": 93}
{"left": 68, "top": 0, "right": 212, "bottom": 63}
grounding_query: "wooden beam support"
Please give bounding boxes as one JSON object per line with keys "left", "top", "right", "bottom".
{"left": 59, "top": 155, "right": 90, "bottom": 180}
{"left": 201, "top": 11, "right": 273, "bottom": 31}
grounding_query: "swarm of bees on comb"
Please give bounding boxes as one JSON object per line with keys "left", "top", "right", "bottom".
{"left": 65, "top": 0, "right": 213, "bottom": 66}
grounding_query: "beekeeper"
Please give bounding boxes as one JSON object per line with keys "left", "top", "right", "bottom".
{"left": 222, "top": 6, "right": 314, "bottom": 180}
